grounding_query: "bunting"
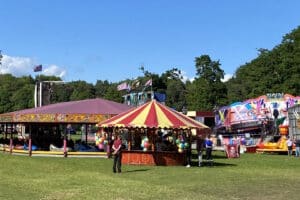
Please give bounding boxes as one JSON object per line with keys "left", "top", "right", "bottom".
{"left": 117, "top": 82, "right": 130, "bottom": 91}
{"left": 144, "top": 78, "right": 152, "bottom": 87}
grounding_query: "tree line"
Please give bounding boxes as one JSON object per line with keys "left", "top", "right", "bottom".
{"left": 0, "top": 26, "right": 299, "bottom": 114}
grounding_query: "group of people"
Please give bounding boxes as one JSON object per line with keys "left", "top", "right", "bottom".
{"left": 111, "top": 133, "right": 215, "bottom": 173}
{"left": 286, "top": 136, "right": 300, "bottom": 157}
{"left": 185, "top": 134, "right": 214, "bottom": 168}
{"left": 111, "top": 132, "right": 300, "bottom": 173}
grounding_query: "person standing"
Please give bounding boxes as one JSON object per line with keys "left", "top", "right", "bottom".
{"left": 185, "top": 135, "right": 192, "bottom": 168}
{"left": 205, "top": 135, "right": 213, "bottom": 166}
{"left": 295, "top": 138, "right": 300, "bottom": 157}
{"left": 197, "top": 134, "right": 205, "bottom": 167}
{"left": 112, "top": 135, "right": 122, "bottom": 173}
{"left": 286, "top": 136, "right": 293, "bottom": 156}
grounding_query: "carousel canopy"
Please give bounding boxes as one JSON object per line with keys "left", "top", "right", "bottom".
{"left": 0, "top": 98, "right": 132, "bottom": 123}
{"left": 98, "top": 100, "right": 210, "bottom": 130}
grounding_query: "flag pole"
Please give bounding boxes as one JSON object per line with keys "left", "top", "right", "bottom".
{"left": 150, "top": 77, "right": 153, "bottom": 100}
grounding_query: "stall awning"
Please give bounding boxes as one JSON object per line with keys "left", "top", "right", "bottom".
{"left": 99, "top": 100, "right": 210, "bottom": 130}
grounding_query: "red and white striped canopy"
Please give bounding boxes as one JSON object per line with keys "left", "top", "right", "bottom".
{"left": 98, "top": 100, "right": 210, "bottom": 130}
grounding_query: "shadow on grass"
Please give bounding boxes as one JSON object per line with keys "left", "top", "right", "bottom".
{"left": 191, "top": 153, "right": 227, "bottom": 160}
{"left": 123, "top": 169, "right": 150, "bottom": 173}
{"left": 190, "top": 161, "right": 237, "bottom": 168}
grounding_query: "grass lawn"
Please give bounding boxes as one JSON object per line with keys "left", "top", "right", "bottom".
{"left": 0, "top": 151, "right": 299, "bottom": 200}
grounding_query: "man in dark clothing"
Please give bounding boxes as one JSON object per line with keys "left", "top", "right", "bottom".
{"left": 205, "top": 135, "right": 213, "bottom": 166}
{"left": 112, "top": 135, "right": 122, "bottom": 173}
{"left": 197, "top": 134, "right": 205, "bottom": 167}
{"left": 295, "top": 139, "right": 300, "bottom": 157}
{"left": 185, "top": 138, "right": 192, "bottom": 168}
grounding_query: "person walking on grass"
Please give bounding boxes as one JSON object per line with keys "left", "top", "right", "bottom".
{"left": 197, "top": 134, "right": 205, "bottom": 167}
{"left": 112, "top": 135, "right": 122, "bottom": 173}
{"left": 205, "top": 135, "right": 213, "bottom": 166}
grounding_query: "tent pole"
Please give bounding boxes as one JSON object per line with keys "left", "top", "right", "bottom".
{"left": 106, "top": 128, "right": 111, "bottom": 158}
{"left": 151, "top": 129, "right": 155, "bottom": 152}
{"left": 128, "top": 128, "right": 131, "bottom": 151}
{"left": 63, "top": 125, "right": 67, "bottom": 158}
{"left": 85, "top": 124, "right": 88, "bottom": 144}
{"left": 3, "top": 123, "right": 7, "bottom": 152}
{"left": 29, "top": 124, "right": 32, "bottom": 157}
{"left": 9, "top": 126, "right": 13, "bottom": 154}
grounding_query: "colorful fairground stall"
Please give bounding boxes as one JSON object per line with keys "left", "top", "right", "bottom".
{"left": 215, "top": 93, "right": 300, "bottom": 135}
{"left": 98, "top": 100, "right": 210, "bottom": 166}
{"left": 255, "top": 104, "right": 300, "bottom": 154}
{"left": 0, "top": 98, "right": 131, "bottom": 157}
{"left": 214, "top": 93, "right": 300, "bottom": 154}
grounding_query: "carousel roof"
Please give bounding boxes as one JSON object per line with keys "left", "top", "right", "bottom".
{"left": 0, "top": 98, "right": 132, "bottom": 123}
{"left": 98, "top": 100, "right": 210, "bottom": 130}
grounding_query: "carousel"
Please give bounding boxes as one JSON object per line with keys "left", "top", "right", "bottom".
{"left": 98, "top": 100, "right": 210, "bottom": 166}
{"left": 0, "top": 98, "right": 131, "bottom": 157}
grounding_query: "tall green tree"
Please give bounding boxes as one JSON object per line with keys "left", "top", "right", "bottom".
{"left": 187, "top": 55, "right": 227, "bottom": 110}
{"left": 226, "top": 26, "right": 300, "bottom": 103}
{"left": 95, "top": 80, "right": 110, "bottom": 98}
{"left": 104, "top": 84, "right": 123, "bottom": 103}
{"left": 0, "top": 74, "right": 35, "bottom": 113}
{"left": 69, "top": 81, "right": 95, "bottom": 101}
{"left": 161, "top": 68, "right": 186, "bottom": 111}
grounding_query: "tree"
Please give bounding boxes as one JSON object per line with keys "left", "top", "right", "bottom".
{"left": 187, "top": 55, "right": 227, "bottom": 110}
{"left": 69, "top": 81, "right": 95, "bottom": 101}
{"left": 104, "top": 84, "right": 123, "bottom": 103}
{"left": 50, "top": 84, "right": 72, "bottom": 103}
{"left": 160, "top": 68, "right": 186, "bottom": 111}
{"left": 0, "top": 74, "right": 35, "bottom": 112}
{"left": 95, "top": 80, "right": 110, "bottom": 98}
{"left": 165, "top": 79, "right": 186, "bottom": 111}
{"left": 226, "top": 26, "right": 300, "bottom": 102}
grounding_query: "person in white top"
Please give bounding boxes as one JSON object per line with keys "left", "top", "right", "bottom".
{"left": 286, "top": 136, "right": 293, "bottom": 156}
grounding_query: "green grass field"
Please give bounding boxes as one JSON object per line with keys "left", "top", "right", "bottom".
{"left": 0, "top": 151, "right": 299, "bottom": 200}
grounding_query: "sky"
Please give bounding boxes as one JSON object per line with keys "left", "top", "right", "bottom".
{"left": 0, "top": 0, "right": 300, "bottom": 84}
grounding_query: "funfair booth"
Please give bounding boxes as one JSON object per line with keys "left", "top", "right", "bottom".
{"left": 98, "top": 100, "right": 210, "bottom": 166}
{"left": 214, "top": 93, "right": 300, "bottom": 154}
{"left": 0, "top": 98, "right": 131, "bottom": 157}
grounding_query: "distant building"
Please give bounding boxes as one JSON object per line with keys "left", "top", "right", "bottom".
{"left": 123, "top": 91, "right": 166, "bottom": 106}
{"left": 187, "top": 111, "right": 215, "bottom": 128}
{"left": 288, "top": 104, "right": 300, "bottom": 139}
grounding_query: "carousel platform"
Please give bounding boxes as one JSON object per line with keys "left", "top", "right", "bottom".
{"left": 0, "top": 146, "right": 107, "bottom": 158}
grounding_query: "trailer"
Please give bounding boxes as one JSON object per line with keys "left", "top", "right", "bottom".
{"left": 288, "top": 104, "right": 300, "bottom": 139}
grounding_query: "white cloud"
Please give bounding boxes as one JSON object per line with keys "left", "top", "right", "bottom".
{"left": 0, "top": 54, "right": 66, "bottom": 79}
{"left": 178, "top": 70, "right": 194, "bottom": 83}
{"left": 221, "top": 73, "right": 233, "bottom": 82}
{"left": 43, "top": 65, "right": 67, "bottom": 78}
{"left": 0, "top": 55, "right": 35, "bottom": 76}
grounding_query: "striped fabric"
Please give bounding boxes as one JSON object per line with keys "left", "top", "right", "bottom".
{"left": 99, "top": 100, "right": 210, "bottom": 130}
